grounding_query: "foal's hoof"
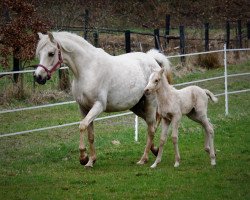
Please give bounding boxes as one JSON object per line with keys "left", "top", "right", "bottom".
{"left": 211, "top": 159, "right": 216, "bottom": 166}
{"left": 137, "top": 159, "right": 148, "bottom": 165}
{"left": 150, "top": 146, "right": 159, "bottom": 157}
{"left": 79, "top": 156, "right": 89, "bottom": 165}
{"left": 150, "top": 163, "right": 158, "bottom": 169}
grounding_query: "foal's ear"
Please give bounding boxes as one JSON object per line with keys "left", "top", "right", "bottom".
{"left": 38, "top": 32, "right": 44, "bottom": 40}
{"left": 48, "top": 32, "right": 55, "bottom": 43}
{"left": 159, "top": 68, "right": 164, "bottom": 76}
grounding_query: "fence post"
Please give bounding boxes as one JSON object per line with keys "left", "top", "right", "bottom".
{"left": 165, "top": 14, "right": 170, "bottom": 46}
{"left": 13, "top": 49, "right": 20, "bottom": 83}
{"left": 93, "top": 31, "right": 99, "bottom": 47}
{"left": 205, "top": 23, "right": 209, "bottom": 51}
{"left": 223, "top": 44, "right": 229, "bottom": 116}
{"left": 247, "top": 21, "right": 250, "bottom": 39}
{"left": 83, "top": 9, "right": 89, "bottom": 40}
{"left": 125, "top": 30, "right": 131, "bottom": 53}
{"left": 226, "top": 21, "right": 230, "bottom": 49}
{"left": 154, "top": 29, "right": 160, "bottom": 50}
{"left": 179, "top": 25, "right": 185, "bottom": 63}
{"left": 237, "top": 20, "right": 242, "bottom": 48}
{"left": 135, "top": 115, "right": 139, "bottom": 142}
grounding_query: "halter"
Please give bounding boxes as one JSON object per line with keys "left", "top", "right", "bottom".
{"left": 37, "top": 43, "right": 63, "bottom": 80}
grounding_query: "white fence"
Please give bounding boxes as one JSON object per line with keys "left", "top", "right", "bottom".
{"left": 0, "top": 45, "right": 249, "bottom": 139}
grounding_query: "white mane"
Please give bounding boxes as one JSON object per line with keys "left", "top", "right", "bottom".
{"left": 36, "top": 32, "right": 94, "bottom": 57}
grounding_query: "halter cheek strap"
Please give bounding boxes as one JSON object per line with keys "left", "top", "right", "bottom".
{"left": 37, "top": 43, "right": 63, "bottom": 80}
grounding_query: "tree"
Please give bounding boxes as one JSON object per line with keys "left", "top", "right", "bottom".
{"left": 0, "top": 0, "right": 50, "bottom": 72}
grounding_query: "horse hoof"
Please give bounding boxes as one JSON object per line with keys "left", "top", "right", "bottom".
{"left": 137, "top": 159, "right": 148, "bottom": 165}
{"left": 84, "top": 164, "right": 93, "bottom": 169}
{"left": 150, "top": 147, "right": 159, "bottom": 157}
{"left": 211, "top": 160, "right": 216, "bottom": 166}
{"left": 150, "top": 163, "right": 157, "bottom": 168}
{"left": 79, "top": 156, "right": 89, "bottom": 165}
{"left": 174, "top": 162, "right": 180, "bottom": 168}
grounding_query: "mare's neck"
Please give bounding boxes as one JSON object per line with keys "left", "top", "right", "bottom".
{"left": 62, "top": 38, "right": 103, "bottom": 79}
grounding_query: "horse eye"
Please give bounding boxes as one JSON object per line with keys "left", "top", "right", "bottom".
{"left": 155, "top": 79, "right": 159, "bottom": 84}
{"left": 48, "top": 52, "right": 55, "bottom": 57}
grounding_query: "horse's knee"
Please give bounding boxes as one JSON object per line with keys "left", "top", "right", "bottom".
{"left": 172, "top": 136, "right": 178, "bottom": 144}
{"left": 79, "top": 120, "right": 88, "bottom": 131}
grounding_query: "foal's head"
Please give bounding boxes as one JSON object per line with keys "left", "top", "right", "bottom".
{"left": 144, "top": 68, "right": 164, "bottom": 95}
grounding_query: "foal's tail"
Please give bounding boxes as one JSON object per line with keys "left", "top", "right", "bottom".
{"left": 204, "top": 89, "right": 218, "bottom": 103}
{"left": 147, "top": 49, "right": 173, "bottom": 84}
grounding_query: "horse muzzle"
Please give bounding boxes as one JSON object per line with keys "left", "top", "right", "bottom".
{"left": 34, "top": 74, "right": 48, "bottom": 85}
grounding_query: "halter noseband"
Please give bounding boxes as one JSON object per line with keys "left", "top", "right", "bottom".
{"left": 37, "top": 43, "right": 63, "bottom": 80}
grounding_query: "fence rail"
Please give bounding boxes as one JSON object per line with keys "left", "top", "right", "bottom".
{"left": 0, "top": 47, "right": 249, "bottom": 139}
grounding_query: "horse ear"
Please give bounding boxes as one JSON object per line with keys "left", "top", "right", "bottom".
{"left": 159, "top": 68, "right": 164, "bottom": 76}
{"left": 48, "top": 32, "right": 55, "bottom": 43}
{"left": 38, "top": 32, "right": 44, "bottom": 40}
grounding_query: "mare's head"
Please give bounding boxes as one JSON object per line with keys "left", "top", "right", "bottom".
{"left": 144, "top": 68, "right": 164, "bottom": 95}
{"left": 34, "top": 32, "right": 63, "bottom": 85}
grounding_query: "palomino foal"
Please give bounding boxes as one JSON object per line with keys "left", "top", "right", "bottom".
{"left": 144, "top": 68, "right": 218, "bottom": 168}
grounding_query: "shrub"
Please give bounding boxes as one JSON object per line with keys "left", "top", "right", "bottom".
{"left": 196, "top": 53, "right": 221, "bottom": 69}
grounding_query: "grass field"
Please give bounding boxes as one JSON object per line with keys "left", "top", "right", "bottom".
{"left": 0, "top": 61, "right": 249, "bottom": 199}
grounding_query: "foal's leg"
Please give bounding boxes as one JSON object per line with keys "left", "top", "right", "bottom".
{"left": 137, "top": 122, "right": 155, "bottom": 164}
{"left": 137, "top": 96, "right": 158, "bottom": 165}
{"left": 187, "top": 106, "right": 216, "bottom": 166}
{"left": 79, "top": 101, "right": 104, "bottom": 168}
{"left": 201, "top": 118, "right": 216, "bottom": 166}
{"left": 151, "top": 118, "right": 171, "bottom": 168}
{"left": 187, "top": 110, "right": 210, "bottom": 153}
{"left": 171, "top": 116, "right": 181, "bottom": 167}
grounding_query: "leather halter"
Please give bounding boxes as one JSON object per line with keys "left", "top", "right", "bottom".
{"left": 37, "top": 43, "right": 63, "bottom": 80}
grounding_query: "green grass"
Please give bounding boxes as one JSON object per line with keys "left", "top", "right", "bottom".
{"left": 0, "top": 62, "right": 249, "bottom": 199}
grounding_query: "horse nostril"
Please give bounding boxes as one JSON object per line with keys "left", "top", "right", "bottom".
{"left": 37, "top": 75, "right": 42, "bottom": 81}
{"left": 35, "top": 75, "right": 47, "bottom": 85}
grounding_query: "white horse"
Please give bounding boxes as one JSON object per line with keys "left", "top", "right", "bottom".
{"left": 144, "top": 68, "right": 217, "bottom": 168}
{"left": 34, "top": 31, "right": 172, "bottom": 168}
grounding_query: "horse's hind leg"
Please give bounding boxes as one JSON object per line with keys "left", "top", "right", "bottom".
{"left": 201, "top": 118, "right": 216, "bottom": 166}
{"left": 187, "top": 109, "right": 216, "bottom": 166}
{"left": 85, "top": 122, "right": 96, "bottom": 167}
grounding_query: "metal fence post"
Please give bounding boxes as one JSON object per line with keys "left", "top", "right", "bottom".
{"left": 224, "top": 44, "right": 229, "bottom": 115}
{"left": 125, "top": 30, "right": 131, "bottom": 53}
{"left": 226, "top": 21, "right": 230, "bottom": 49}
{"left": 93, "top": 31, "right": 99, "bottom": 47}
{"left": 179, "top": 26, "right": 185, "bottom": 63}
{"left": 83, "top": 9, "right": 89, "bottom": 40}
{"left": 154, "top": 29, "right": 160, "bottom": 50}
{"left": 237, "top": 20, "right": 242, "bottom": 48}
{"left": 205, "top": 23, "right": 209, "bottom": 51}
{"left": 135, "top": 116, "right": 139, "bottom": 142}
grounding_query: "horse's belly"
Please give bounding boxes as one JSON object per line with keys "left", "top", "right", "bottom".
{"left": 105, "top": 90, "right": 143, "bottom": 112}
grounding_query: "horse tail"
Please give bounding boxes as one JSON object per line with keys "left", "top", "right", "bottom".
{"left": 204, "top": 89, "right": 218, "bottom": 103}
{"left": 146, "top": 49, "right": 173, "bottom": 84}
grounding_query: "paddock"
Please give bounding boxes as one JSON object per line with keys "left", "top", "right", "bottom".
{"left": 0, "top": 48, "right": 249, "bottom": 199}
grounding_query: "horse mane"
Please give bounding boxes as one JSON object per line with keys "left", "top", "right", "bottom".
{"left": 36, "top": 31, "right": 95, "bottom": 57}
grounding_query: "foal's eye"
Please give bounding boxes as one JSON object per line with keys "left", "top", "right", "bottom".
{"left": 155, "top": 79, "right": 159, "bottom": 84}
{"left": 48, "top": 52, "right": 55, "bottom": 57}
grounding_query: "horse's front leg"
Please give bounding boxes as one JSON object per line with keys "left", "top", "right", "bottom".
{"left": 171, "top": 116, "right": 181, "bottom": 168}
{"left": 79, "top": 101, "right": 104, "bottom": 168}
